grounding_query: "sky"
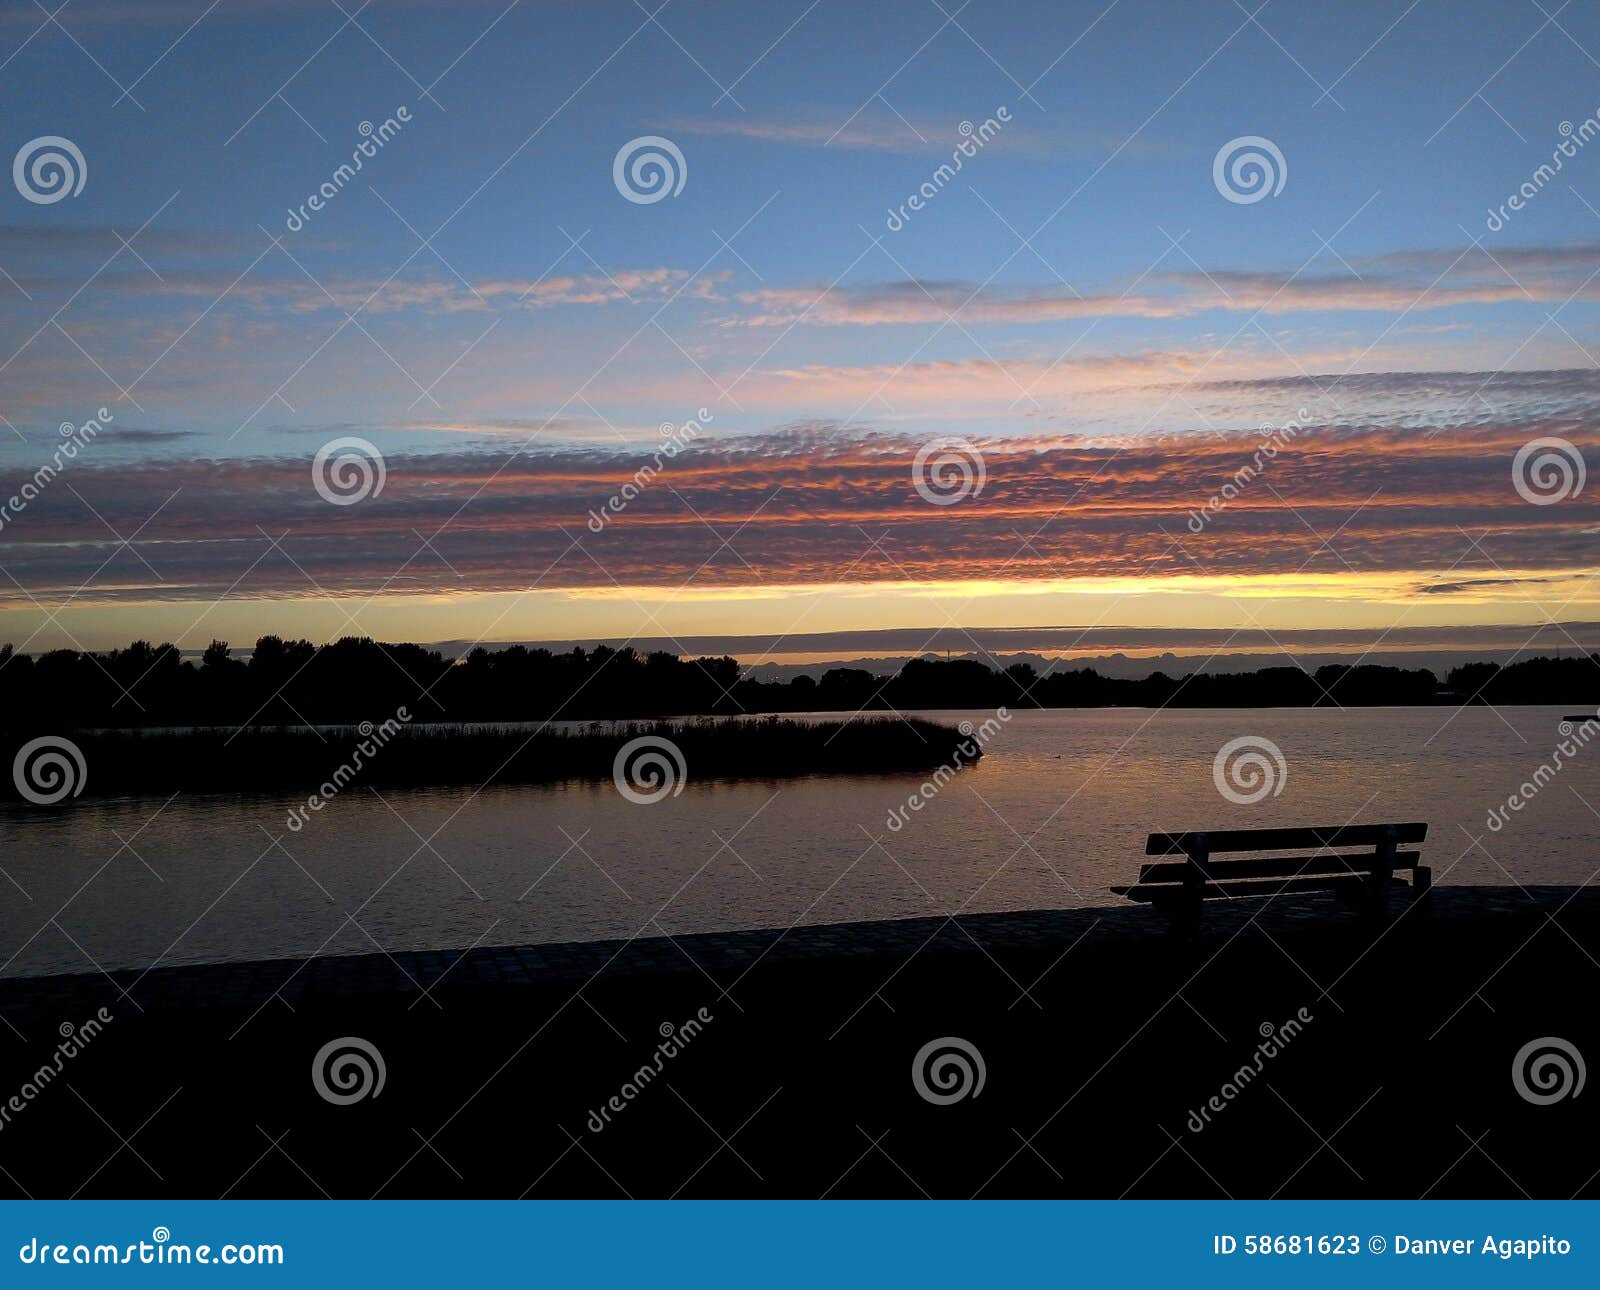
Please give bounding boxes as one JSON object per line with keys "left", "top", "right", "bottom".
{"left": 2, "top": 0, "right": 1599, "bottom": 664}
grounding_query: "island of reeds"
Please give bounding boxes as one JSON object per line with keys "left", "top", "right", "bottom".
{"left": 0, "top": 717, "right": 978, "bottom": 802}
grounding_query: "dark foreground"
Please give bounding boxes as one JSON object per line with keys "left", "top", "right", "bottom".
{"left": 0, "top": 885, "right": 1595, "bottom": 1198}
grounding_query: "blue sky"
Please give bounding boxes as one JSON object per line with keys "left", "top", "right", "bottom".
{"left": 2, "top": 0, "right": 1600, "bottom": 655}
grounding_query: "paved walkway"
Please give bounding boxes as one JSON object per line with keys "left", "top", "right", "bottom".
{"left": 1, "top": 884, "right": 1593, "bottom": 1026}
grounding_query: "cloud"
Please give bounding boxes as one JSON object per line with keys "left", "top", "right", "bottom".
{"left": 1417, "top": 575, "right": 1560, "bottom": 595}
{"left": 657, "top": 114, "right": 1173, "bottom": 160}
{"left": 2, "top": 267, "right": 729, "bottom": 314}
{"left": 0, "top": 224, "right": 254, "bottom": 259}
{"left": 725, "top": 275, "right": 1570, "bottom": 329}
{"left": 659, "top": 116, "right": 957, "bottom": 153}
{"left": 0, "top": 422, "right": 1593, "bottom": 605}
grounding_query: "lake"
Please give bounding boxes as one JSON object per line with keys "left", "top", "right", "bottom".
{"left": 1, "top": 705, "right": 1594, "bottom": 978}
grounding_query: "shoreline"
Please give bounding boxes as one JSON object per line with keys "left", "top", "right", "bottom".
{"left": 2, "top": 884, "right": 1594, "bottom": 1019}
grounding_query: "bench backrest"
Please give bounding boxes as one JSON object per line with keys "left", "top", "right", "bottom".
{"left": 1145, "top": 822, "right": 1427, "bottom": 856}
{"left": 1136, "top": 822, "right": 1428, "bottom": 891}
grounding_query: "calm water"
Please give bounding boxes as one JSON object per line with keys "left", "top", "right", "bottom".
{"left": 2, "top": 706, "right": 1595, "bottom": 978}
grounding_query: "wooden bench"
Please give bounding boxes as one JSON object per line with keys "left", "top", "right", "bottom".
{"left": 1112, "top": 823, "right": 1430, "bottom": 919}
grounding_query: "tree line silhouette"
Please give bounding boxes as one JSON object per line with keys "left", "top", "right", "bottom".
{"left": 1, "top": 636, "right": 1597, "bottom": 729}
